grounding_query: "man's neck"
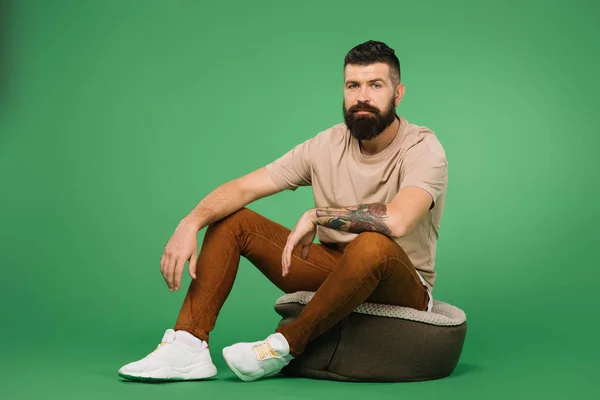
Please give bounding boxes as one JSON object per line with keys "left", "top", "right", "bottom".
{"left": 359, "top": 116, "right": 401, "bottom": 155}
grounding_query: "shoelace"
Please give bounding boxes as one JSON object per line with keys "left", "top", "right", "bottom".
{"left": 151, "top": 338, "right": 174, "bottom": 353}
{"left": 252, "top": 341, "right": 280, "bottom": 361}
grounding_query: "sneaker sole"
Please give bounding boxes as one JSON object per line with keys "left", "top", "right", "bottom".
{"left": 118, "top": 363, "right": 218, "bottom": 382}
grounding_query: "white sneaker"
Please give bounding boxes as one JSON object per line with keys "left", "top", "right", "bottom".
{"left": 118, "top": 329, "right": 218, "bottom": 382}
{"left": 222, "top": 333, "right": 293, "bottom": 382}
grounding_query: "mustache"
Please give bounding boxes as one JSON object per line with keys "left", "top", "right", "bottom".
{"left": 348, "top": 103, "right": 380, "bottom": 114}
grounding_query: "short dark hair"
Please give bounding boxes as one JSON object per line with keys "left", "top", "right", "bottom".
{"left": 343, "top": 40, "right": 401, "bottom": 85}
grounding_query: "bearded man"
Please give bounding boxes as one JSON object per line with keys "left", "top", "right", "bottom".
{"left": 118, "top": 40, "right": 448, "bottom": 383}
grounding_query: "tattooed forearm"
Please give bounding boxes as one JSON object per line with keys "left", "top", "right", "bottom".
{"left": 314, "top": 203, "right": 392, "bottom": 235}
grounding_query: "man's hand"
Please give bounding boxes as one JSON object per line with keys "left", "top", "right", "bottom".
{"left": 281, "top": 209, "right": 317, "bottom": 277}
{"left": 160, "top": 218, "right": 200, "bottom": 291}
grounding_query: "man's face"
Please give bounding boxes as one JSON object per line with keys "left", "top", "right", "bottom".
{"left": 343, "top": 62, "right": 402, "bottom": 140}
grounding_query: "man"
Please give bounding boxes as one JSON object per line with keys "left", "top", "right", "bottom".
{"left": 118, "top": 40, "right": 448, "bottom": 382}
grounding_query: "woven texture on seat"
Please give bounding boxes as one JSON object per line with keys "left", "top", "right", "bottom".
{"left": 276, "top": 291, "right": 466, "bottom": 326}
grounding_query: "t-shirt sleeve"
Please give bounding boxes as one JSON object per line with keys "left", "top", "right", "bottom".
{"left": 265, "top": 137, "right": 314, "bottom": 191}
{"left": 399, "top": 150, "right": 448, "bottom": 209}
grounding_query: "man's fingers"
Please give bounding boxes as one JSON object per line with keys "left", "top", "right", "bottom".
{"left": 160, "top": 255, "right": 170, "bottom": 288}
{"left": 282, "top": 238, "right": 294, "bottom": 276}
{"left": 173, "top": 258, "right": 185, "bottom": 291}
{"left": 283, "top": 233, "right": 313, "bottom": 276}
{"left": 300, "top": 244, "right": 310, "bottom": 259}
{"left": 164, "top": 254, "right": 174, "bottom": 290}
{"left": 283, "top": 234, "right": 301, "bottom": 276}
{"left": 281, "top": 244, "right": 289, "bottom": 276}
{"left": 188, "top": 252, "right": 197, "bottom": 279}
{"left": 166, "top": 255, "right": 177, "bottom": 291}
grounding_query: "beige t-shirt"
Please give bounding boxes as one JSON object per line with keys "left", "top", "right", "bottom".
{"left": 265, "top": 116, "right": 448, "bottom": 291}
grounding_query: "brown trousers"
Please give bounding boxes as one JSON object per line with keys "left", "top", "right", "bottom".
{"left": 174, "top": 208, "right": 429, "bottom": 356}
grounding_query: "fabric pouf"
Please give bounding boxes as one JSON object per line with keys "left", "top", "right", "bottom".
{"left": 274, "top": 291, "right": 467, "bottom": 382}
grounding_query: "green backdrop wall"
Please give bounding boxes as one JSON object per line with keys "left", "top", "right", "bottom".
{"left": 1, "top": 0, "right": 598, "bottom": 398}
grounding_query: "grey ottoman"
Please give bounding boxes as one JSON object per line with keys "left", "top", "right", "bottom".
{"left": 274, "top": 291, "right": 467, "bottom": 382}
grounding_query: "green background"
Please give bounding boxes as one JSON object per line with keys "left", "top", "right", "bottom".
{"left": 1, "top": 0, "right": 598, "bottom": 398}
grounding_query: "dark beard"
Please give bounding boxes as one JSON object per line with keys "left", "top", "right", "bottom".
{"left": 343, "top": 98, "right": 397, "bottom": 140}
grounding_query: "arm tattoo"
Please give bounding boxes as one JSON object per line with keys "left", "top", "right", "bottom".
{"left": 314, "top": 203, "right": 392, "bottom": 235}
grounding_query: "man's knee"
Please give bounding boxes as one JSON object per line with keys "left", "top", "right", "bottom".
{"left": 345, "top": 232, "right": 402, "bottom": 262}
{"left": 341, "top": 232, "right": 411, "bottom": 280}
{"left": 208, "top": 207, "right": 256, "bottom": 232}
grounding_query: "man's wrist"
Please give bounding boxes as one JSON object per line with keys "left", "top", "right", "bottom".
{"left": 305, "top": 208, "right": 318, "bottom": 224}
{"left": 182, "top": 213, "right": 204, "bottom": 231}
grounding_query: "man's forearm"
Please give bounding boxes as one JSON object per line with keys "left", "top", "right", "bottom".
{"left": 309, "top": 203, "right": 401, "bottom": 237}
{"left": 184, "top": 181, "right": 248, "bottom": 230}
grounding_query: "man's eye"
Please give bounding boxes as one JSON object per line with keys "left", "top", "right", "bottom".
{"left": 372, "top": 83, "right": 382, "bottom": 89}
{"left": 348, "top": 84, "right": 358, "bottom": 89}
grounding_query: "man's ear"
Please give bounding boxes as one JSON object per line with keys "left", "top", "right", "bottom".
{"left": 395, "top": 83, "right": 405, "bottom": 106}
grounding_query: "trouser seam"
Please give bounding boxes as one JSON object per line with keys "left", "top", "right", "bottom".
{"left": 243, "top": 228, "right": 334, "bottom": 274}
{"left": 188, "top": 229, "right": 241, "bottom": 330}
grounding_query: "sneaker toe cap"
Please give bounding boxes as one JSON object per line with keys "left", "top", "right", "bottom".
{"left": 223, "top": 345, "right": 260, "bottom": 375}
{"left": 118, "top": 359, "right": 149, "bottom": 376}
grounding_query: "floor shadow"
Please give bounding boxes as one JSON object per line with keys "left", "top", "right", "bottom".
{"left": 118, "top": 377, "right": 219, "bottom": 384}
{"left": 449, "top": 363, "right": 484, "bottom": 378}
{"left": 221, "top": 374, "right": 291, "bottom": 383}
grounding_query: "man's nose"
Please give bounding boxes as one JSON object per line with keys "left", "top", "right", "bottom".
{"left": 357, "top": 87, "right": 370, "bottom": 103}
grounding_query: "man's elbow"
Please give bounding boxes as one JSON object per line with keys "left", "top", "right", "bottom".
{"left": 389, "top": 217, "right": 417, "bottom": 238}
{"left": 389, "top": 222, "right": 408, "bottom": 238}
